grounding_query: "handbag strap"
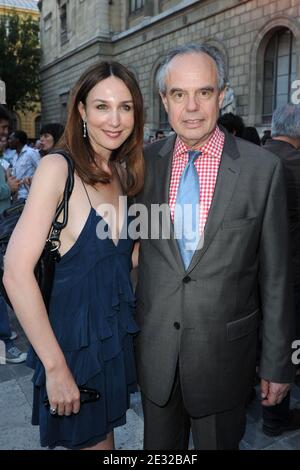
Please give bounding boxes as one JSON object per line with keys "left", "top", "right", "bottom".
{"left": 47, "top": 149, "right": 75, "bottom": 245}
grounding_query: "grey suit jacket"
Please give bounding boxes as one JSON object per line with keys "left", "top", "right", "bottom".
{"left": 135, "top": 130, "right": 295, "bottom": 418}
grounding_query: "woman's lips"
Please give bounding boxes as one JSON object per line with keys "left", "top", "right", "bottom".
{"left": 103, "top": 130, "right": 123, "bottom": 138}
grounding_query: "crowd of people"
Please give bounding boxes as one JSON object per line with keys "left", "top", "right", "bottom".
{"left": 0, "top": 41, "right": 300, "bottom": 451}
{"left": 0, "top": 105, "right": 64, "bottom": 363}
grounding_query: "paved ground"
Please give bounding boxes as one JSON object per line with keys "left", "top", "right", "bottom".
{"left": 1, "top": 310, "right": 300, "bottom": 450}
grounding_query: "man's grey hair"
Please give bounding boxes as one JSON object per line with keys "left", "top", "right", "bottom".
{"left": 156, "top": 43, "right": 228, "bottom": 95}
{"left": 271, "top": 103, "right": 300, "bottom": 138}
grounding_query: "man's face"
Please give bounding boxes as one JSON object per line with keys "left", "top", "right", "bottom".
{"left": 160, "top": 52, "right": 225, "bottom": 147}
{"left": 8, "top": 132, "right": 17, "bottom": 149}
{"left": 0, "top": 119, "right": 9, "bottom": 138}
{"left": 156, "top": 132, "right": 165, "bottom": 140}
{"left": 0, "top": 136, "right": 7, "bottom": 153}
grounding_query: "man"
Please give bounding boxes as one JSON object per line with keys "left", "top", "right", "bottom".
{"left": 0, "top": 105, "right": 9, "bottom": 137}
{"left": 261, "top": 103, "right": 300, "bottom": 436}
{"left": 135, "top": 43, "right": 295, "bottom": 450}
{"left": 261, "top": 129, "right": 272, "bottom": 146}
{"left": 8, "top": 130, "right": 40, "bottom": 200}
{"left": 154, "top": 129, "right": 166, "bottom": 141}
{"left": 0, "top": 107, "right": 26, "bottom": 363}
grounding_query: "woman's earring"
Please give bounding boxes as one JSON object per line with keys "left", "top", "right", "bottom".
{"left": 83, "top": 120, "right": 87, "bottom": 138}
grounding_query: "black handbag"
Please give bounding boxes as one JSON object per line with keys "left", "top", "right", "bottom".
{"left": 0, "top": 150, "right": 74, "bottom": 309}
{"left": 0, "top": 199, "right": 26, "bottom": 248}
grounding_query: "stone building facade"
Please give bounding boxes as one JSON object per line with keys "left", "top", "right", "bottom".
{"left": 38, "top": 0, "right": 300, "bottom": 137}
{"left": 0, "top": 0, "right": 40, "bottom": 138}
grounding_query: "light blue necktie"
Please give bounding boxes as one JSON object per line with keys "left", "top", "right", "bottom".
{"left": 174, "top": 150, "right": 201, "bottom": 269}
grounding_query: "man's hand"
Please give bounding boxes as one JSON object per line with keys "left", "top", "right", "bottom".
{"left": 260, "top": 378, "right": 290, "bottom": 406}
{"left": 7, "top": 175, "right": 20, "bottom": 194}
{"left": 22, "top": 176, "right": 32, "bottom": 187}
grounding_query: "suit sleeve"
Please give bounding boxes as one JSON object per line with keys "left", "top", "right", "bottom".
{"left": 259, "top": 158, "right": 296, "bottom": 383}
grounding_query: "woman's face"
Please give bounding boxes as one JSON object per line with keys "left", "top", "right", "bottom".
{"left": 78, "top": 76, "right": 134, "bottom": 160}
{"left": 40, "top": 133, "right": 55, "bottom": 152}
{"left": 0, "top": 136, "right": 7, "bottom": 153}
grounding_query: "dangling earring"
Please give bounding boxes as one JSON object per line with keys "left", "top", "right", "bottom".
{"left": 83, "top": 120, "right": 87, "bottom": 138}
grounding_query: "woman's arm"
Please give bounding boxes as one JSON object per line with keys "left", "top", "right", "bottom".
{"left": 3, "top": 154, "right": 80, "bottom": 416}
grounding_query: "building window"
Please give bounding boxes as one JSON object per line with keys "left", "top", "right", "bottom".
{"left": 263, "top": 28, "right": 296, "bottom": 123}
{"left": 129, "top": 0, "right": 144, "bottom": 14}
{"left": 44, "top": 12, "right": 52, "bottom": 31}
{"left": 60, "top": 92, "right": 69, "bottom": 124}
{"left": 60, "top": 2, "right": 68, "bottom": 44}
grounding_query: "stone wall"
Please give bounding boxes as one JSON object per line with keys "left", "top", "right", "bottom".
{"left": 39, "top": 0, "right": 300, "bottom": 135}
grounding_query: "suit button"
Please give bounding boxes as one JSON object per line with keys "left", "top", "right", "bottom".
{"left": 183, "top": 276, "right": 191, "bottom": 283}
{"left": 174, "top": 322, "right": 180, "bottom": 330}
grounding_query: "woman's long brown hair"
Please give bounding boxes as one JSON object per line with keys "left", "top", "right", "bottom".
{"left": 59, "top": 61, "right": 144, "bottom": 196}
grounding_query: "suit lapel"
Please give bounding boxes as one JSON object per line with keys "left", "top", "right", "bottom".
{"left": 154, "top": 135, "right": 185, "bottom": 270}
{"left": 154, "top": 135, "right": 175, "bottom": 205}
{"left": 187, "top": 132, "right": 241, "bottom": 273}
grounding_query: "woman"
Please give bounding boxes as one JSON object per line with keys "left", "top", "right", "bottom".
{"left": 3, "top": 62, "right": 144, "bottom": 450}
{"left": 39, "top": 123, "right": 65, "bottom": 157}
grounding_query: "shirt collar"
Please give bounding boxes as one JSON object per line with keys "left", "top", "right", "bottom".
{"left": 173, "top": 126, "right": 224, "bottom": 161}
{"left": 18, "top": 144, "right": 28, "bottom": 156}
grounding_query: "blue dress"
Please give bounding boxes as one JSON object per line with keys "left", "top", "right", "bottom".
{"left": 26, "top": 200, "right": 139, "bottom": 449}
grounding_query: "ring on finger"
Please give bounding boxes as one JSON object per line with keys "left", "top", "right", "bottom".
{"left": 50, "top": 407, "right": 57, "bottom": 415}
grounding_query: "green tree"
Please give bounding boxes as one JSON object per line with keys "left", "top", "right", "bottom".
{"left": 0, "top": 12, "right": 40, "bottom": 112}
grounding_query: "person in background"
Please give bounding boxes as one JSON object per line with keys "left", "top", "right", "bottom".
{"left": 217, "top": 112, "right": 245, "bottom": 137}
{"left": 154, "top": 130, "right": 166, "bottom": 141}
{"left": 34, "top": 139, "right": 42, "bottom": 151}
{"left": 8, "top": 130, "right": 40, "bottom": 200}
{"left": 39, "top": 123, "right": 64, "bottom": 157}
{"left": 0, "top": 136, "right": 10, "bottom": 170}
{"left": 0, "top": 105, "right": 9, "bottom": 138}
{"left": 261, "top": 103, "right": 300, "bottom": 436}
{"left": 0, "top": 105, "right": 26, "bottom": 364}
{"left": 261, "top": 129, "right": 272, "bottom": 146}
{"left": 241, "top": 126, "right": 261, "bottom": 146}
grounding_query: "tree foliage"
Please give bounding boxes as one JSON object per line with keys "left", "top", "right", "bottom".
{"left": 0, "top": 13, "right": 41, "bottom": 112}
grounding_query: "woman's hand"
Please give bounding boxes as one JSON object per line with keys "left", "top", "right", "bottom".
{"left": 45, "top": 364, "right": 81, "bottom": 416}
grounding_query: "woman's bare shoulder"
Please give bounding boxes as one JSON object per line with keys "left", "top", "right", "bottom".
{"left": 39, "top": 153, "right": 69, "bottom": 172}
{"left": 28, "top": 153, "right": 71, "bottom": 202}
{"left": 35, "top": 154, "right": 69, "bottom": 184}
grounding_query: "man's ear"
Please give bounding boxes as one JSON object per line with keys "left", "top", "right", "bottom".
{"left": 160, "top": 92, "right": 168, "bottom": 114}
{"left": 78, "top": 101, "right": 86, "bottom": 121}
{"left": 218, "top": 88, "right": 226, "bottom": 109}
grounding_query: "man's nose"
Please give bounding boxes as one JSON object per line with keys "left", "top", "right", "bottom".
{"left": 186, "top": 95, "right": 199, "bottom": 112}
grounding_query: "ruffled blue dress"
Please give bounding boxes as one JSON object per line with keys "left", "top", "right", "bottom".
{"left": 26, "top": 192, "right": 139, "bottom": 449}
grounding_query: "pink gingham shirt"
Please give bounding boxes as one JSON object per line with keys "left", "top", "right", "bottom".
{"left": 169, "top": 126, "right": 225, "bottom": 235}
